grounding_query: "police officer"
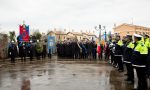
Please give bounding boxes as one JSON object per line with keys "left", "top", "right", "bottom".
{"left": 28, "top": 41, "right": 34, "bottom": 61}
{"left": 123, "top": 35, "right": 134, "bottom": 84}
{"left": 92, "top": 41, "right": 97, "bottom": 60}
{"left": 132, "top": 34, "right": 148, "bottom": 90}
{"left": 114, "top": 35, "right": 124, "bottom": 72}
{"left": 143, "top": 34, "right": 150, "bottom": 78}
{"left": 8, "top": 41, "right": 17, "bottom": 63}
{"left": 109, "top": 39, "right": 115, "bottom": 65}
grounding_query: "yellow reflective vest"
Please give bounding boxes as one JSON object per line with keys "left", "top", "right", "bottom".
{"left": 117, "top": 40, "right": 123, "bottom": 46}
{"left": 134, "top": 41, "right": 148, "bottom": 55}
{"left": 127, "top": 42, "right": 134, "bottom": 49}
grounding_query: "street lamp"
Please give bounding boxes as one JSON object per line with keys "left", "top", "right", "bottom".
{"left": 95, "top": 25, "right": 106, "bottom": 43}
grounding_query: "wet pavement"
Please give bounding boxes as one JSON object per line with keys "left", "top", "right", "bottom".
{"left": 0, "top": 57, "right": 149, "bottom": 90}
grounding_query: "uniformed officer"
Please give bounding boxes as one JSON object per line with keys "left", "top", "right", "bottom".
{"left": 28, "top": 41, "right": 34, "bottom": 61}
{"left": 92, "top": 41, "right": 97, "bottom": 60}
{"left": 143, "top": 34, "right": 150, "bottom": 78}
{"left": 114, "top": 35, "right": 124, "bottom": 72}
{"left": 35, "top": 40, "right": 43, "bottom": 60}
{"left": 123, "top": 35, "right": 134, "bottom": 84}
{"left": 132, "top": 34, "right": 148, "bottom": 90}
{"left": 8, "top": 41, "right": 17, "bottom": 63}
{"left": 109, "top": 39, "right": 115, "bottom": 65}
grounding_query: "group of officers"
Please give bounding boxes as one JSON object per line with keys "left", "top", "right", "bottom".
{"left": 109, "top": 33, "right": 150, "bottom": 90}
{"left": 56, "top": 40, "right": 98, "bottom": 59}
{"left": 8, "top": 40, "right": 48, "bottom": 63}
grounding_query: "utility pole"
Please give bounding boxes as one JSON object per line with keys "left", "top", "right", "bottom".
{"left": 103, "top": 26, "right": 107, "bottom": 42}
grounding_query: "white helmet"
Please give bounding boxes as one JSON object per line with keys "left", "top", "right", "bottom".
{"left": 11, "top": 40, "right": 14, "bottom": 43}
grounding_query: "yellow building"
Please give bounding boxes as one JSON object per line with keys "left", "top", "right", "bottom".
{"left": 47, "top": 30, "right": 97, "bottom": 42}
{"left": 47, "top": 29, "right": 67, "bottom": 42}
{"left": 114, "top": 23, "right": 150, "bottom": 39}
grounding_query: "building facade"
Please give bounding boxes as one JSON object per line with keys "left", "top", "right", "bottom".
{"left": 114, "top": 23, "right": 150, "bottom": 39}
{"left": 47, "top": 30, "right": 97, "bottom": 42}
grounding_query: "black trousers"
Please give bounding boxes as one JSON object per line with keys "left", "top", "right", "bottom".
{"left": 11, "top": 56, "right": 15, "bottom": 63}
{"left": 115, "top": 56, "right": 124, "bottom": 70}
{"left": 135, "top": 67, "right": 147, "bottom": 90}
{"left": 146, "top": 55, "right": 150, "bottom": 76}
{"left": 125, "top": 63, "right": 134, "bottom": 81}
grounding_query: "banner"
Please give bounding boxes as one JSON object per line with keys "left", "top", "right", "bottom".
{"left": 19, "top": 24, "right": 29, "bottom": 42}
{"left": 47, "top": 36, "right": 56, "bottom": 54}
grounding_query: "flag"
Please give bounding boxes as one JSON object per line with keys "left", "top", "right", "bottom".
{"left": 19, "top": 24, "right": 29, "bottom": 42}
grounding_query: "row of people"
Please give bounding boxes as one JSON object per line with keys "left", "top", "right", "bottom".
{"left": 56, "top": 40, "right": 106, "bottom": 60}
{"left": 8, "top": 40, "right": 49, "bottom": 63}
{"left": 108, "top": 34, "right": 150, "bottom": 90}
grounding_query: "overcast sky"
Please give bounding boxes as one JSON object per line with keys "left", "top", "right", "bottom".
{"left": 0, "top": 0, "right": 150, "bottom": 35}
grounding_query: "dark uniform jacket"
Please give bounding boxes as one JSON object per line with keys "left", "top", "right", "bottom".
{"left": 123, "top": 42, "right": 134, "bottom": 63}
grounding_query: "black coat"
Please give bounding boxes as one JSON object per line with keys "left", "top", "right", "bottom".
{"left": 8, "top": 44, "right": 17, "bottom": 58}
{"left": 114, "top": 42, "right": 123, "bottom": 56}
{"left": 123, "top": 42, "right": 133, "bottom": 63}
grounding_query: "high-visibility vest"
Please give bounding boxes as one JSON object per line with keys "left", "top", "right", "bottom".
{"left": 117, "top": 40, "right": 123, "bottom": 46}
{"left": 145, "top": 38, "right": 150, "bottom": 48}
{"left": 127, "top": 42, "right": 134, "bottom": 49}
{"left": 134, "top": 41, "right": 148, "bottom": 55}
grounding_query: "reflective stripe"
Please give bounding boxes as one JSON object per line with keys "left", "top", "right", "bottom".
{"left": 123, "top": 61, "right": 131, "bottom": 63}
{"left": 114, "top": 55, "right": 122, "bottom": 56}
{"left": 132, "top": 64, "right": 146, "bottom": 67}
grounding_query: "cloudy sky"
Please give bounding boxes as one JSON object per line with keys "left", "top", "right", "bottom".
{"left": 0, "top": 0, "right": 150, "bottom": 35}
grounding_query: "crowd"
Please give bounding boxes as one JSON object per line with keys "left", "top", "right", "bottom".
{"left": 7, "top": 33, "right": 150, "bottom": 90}
{"left": 56, "top": 40, "right": 106, "bottom": 60}
{"left": 8, "top": 40, "right": 50, "bottom": 63}
{"left": 56, "top": 33, "right": 150, "bottom": 90}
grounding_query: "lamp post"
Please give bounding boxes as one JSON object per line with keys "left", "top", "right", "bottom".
{"left": 103, "top": 26, "right": 107, "bottom": 42}
{"left": 95, "top": 25, "right": 106, "bottom": 43}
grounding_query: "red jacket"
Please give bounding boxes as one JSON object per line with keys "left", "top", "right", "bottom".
{"left": 97, "top": 45, "right": 102, "bottom": 55}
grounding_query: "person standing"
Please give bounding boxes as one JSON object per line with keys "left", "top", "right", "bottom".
{"left": 143, "top": 35, "right": 150, "bottom": 78}
{"left": 19, "top": 43, "right": 27, "bottom": 62}
{"left": 8, "top": 41, "right": 17, "bottom": 63}
{"left": 74, "top": 41, "right": 80, "bottom": 59}
{"left": 92, "top": 42, "right": 97, "bottom": 60}
{"left": 123, "top": 35, "right": 134, "bottom": 84}
{"left": 28, "top": 42, "right": 34, "bottom": 61}
{"left": 97, "top": 44, "right": 102, "bottom": 60}
{"left": 109, "top": 40, "right": 115, "bottom": 65}
{"left": 114, "top": 35, "right": 124, "bottom": 72}
{"left": 132, "top": 34, "right": 148, "bottom": 90}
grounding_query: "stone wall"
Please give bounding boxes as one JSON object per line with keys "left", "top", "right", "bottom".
{"left": 0, "top": 34, "right": 8, "bottom": 59}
